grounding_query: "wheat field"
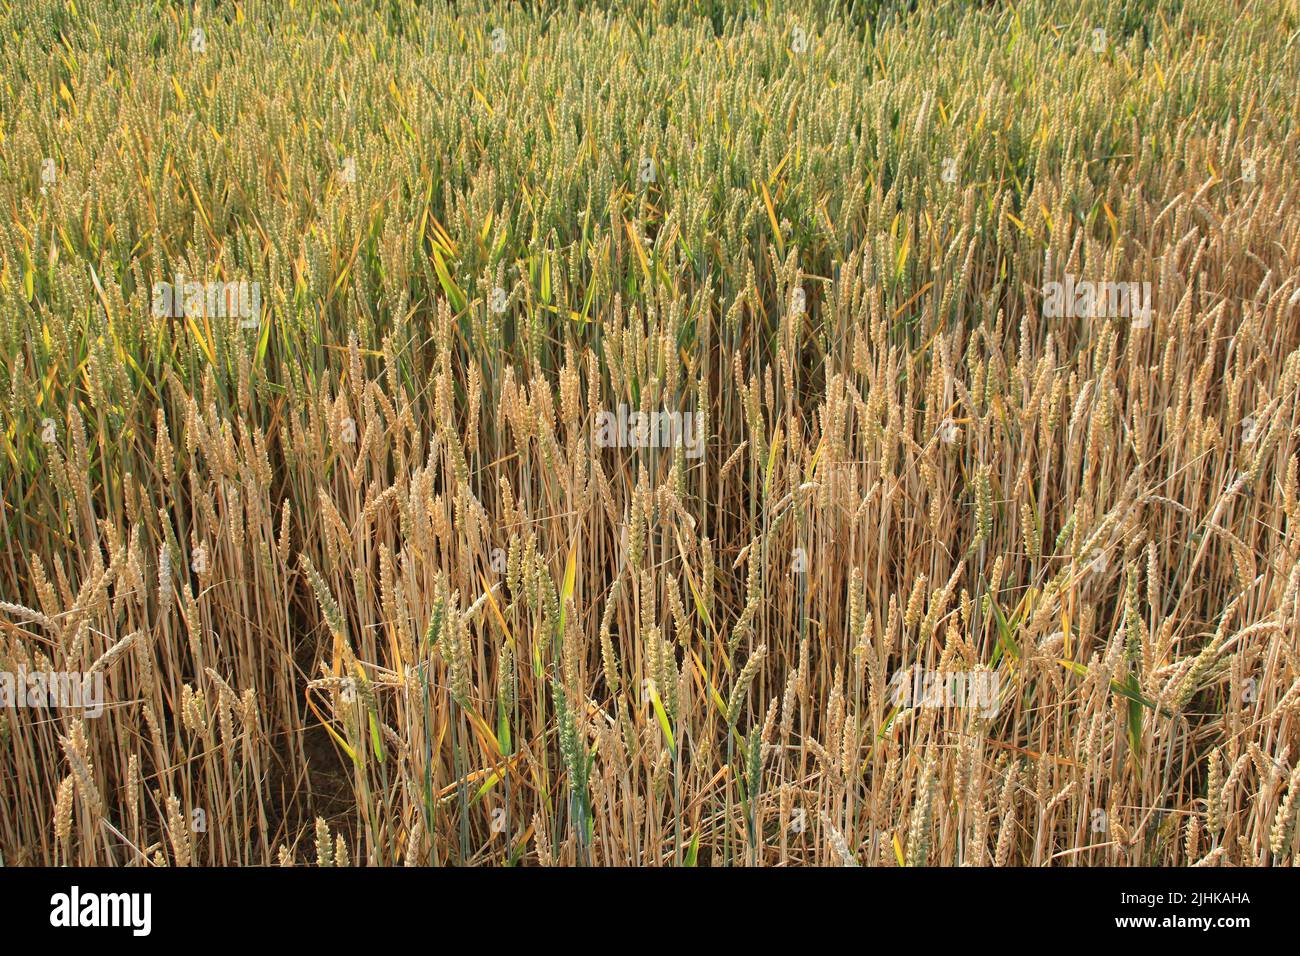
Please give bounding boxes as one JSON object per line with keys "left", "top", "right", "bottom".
{"left": 2, "top": 0, "right": 1299, "bottom": 867}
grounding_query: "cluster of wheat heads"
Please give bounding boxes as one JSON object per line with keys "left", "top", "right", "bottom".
{"left": 2, "top": 0, "right": 1299, "bottom": 867}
